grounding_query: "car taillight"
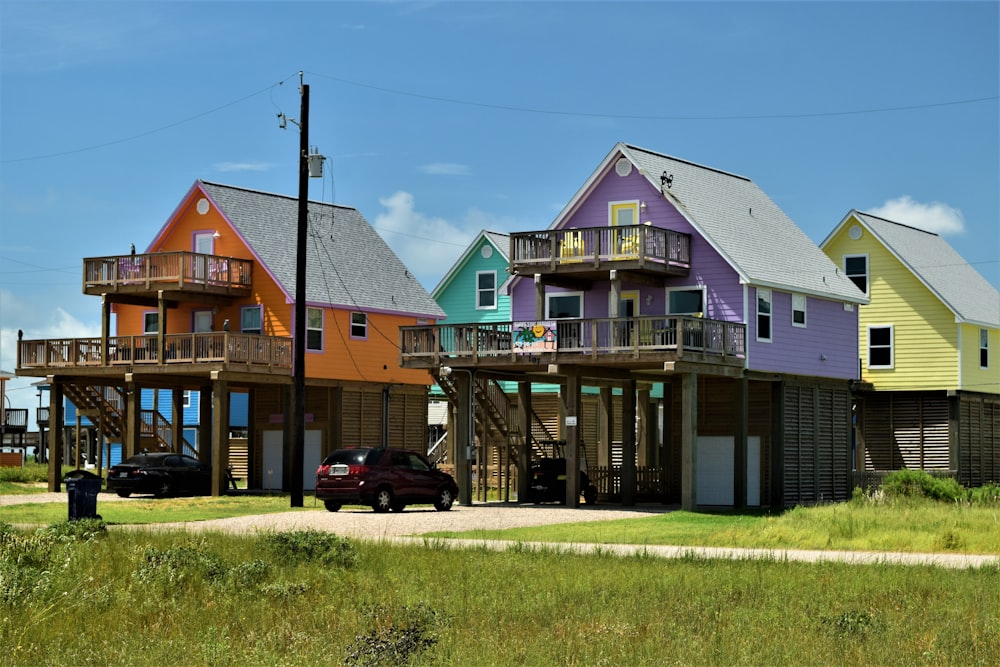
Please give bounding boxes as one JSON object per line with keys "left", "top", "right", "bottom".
{"left": 317, "top": 465, "right": 329, "bottom": 476}
{"left": 348, "top": 465, "right": 367, "bottom": 475}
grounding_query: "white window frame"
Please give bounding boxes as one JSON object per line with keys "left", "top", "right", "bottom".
{"left": 792, "top": 293, "right": 807, "bottom": 328}
{"left": 665, "top": 286, "right": 706, "bottom": 316}
{"left": 143, "top": 311, "right": 159, "bottom": 335}
{"left": 351, "top": 312, "right": 368, "bottom": 339}
{"left": 306, "top": 307, "right": 323, "bottom": 351}
{"left": 981, "top": 328, "right": 989, "bottom": 369}
{"left": 182, "top": 390, "right": 192, "bottom": 409}
{"left": 756, "top": 288, "right": 772, "bottom": 343}
{"left": 545, "top": 291, "right": 583, "bottom": 320}
{"left": 476, "top": 270, "right": 498, "bottom": 310}
{"left": 868, "top": 325, "right": 894, "bottom": 369}
{"left": 844, "top": 254, "right": 869, "bottom": 296}
{"left": 241, "top": 305, "right": 262, "bottom": 335}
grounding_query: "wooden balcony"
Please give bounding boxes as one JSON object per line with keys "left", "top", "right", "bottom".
{"left": 400, "top": 315, "right": 745, "bottom": 371}
{"left": 510, "top": 225, "right": 691, "bottom": 285}
{"left": 83, "top": 251, "right": 253, "bottom": 302}
{"left": 1, "top": 408, "right": 28, "bottom": 434}
{"left": 16, "top": 333, "right": 292, "bottom": 374}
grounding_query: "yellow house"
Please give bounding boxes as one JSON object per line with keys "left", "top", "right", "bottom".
{"left": 822, "top": 210, "right": 999, "bottom": 487}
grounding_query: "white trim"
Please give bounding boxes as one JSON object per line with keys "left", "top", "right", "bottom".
{"left": 545, "top": 291, "right": 584, "bottom": 320}
{"left": 608, "top": 200, "right": 640, "bottom": 227}
{"left": 980, "top": 327, "right": 990, "bottom": 369}
{"left": 475, "top": 270, "right": 498, "bottom": 310}
{"left": 665, "top": 285, "right": 706, "bottom": 316}
{"left": 843, "top": 253, "right": 869, "bottom": 298}
{"left": 792, "top": 293, "right": 807, "bottom": 328}
{"left": 756, "top": 288, "right": 772, "bottom": 343}
{"left": 867, "top": 324, "right": 894, "bottom": 370}
{"left": 142, "top": 311, "right": 159, "bottom": 335}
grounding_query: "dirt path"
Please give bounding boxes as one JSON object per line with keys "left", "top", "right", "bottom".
{"left": 5, "top": 491, "right": 998, "bottom": 569}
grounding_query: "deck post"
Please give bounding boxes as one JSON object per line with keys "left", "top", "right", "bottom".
{"left": 681, "top": 372, "right": 698, "bottom": 511}
{"left": 172, "top": 388, "right": 184, "bottom": 453}
{"left": 734, "top": 376, "right": 748, "bottom": 509}
{"left": 621, "top": 378, "right": 636, "bottom": 506}
{"left": 125, "top": 375, "right": 140, "bottom": 459}
{"left": 198, "top": 385, "right": 212, "bottom": 465}
{"left": 47, "top": 379, "right": 63, "bottom": 492}
{"left": 517, "top": 380, "right": 532, "bottom": 502}
{"left": 563, "top": 369, "right": 581, "bottom": 507}
{"left": 211, "top": 376, "right": 229, "bottom": 497}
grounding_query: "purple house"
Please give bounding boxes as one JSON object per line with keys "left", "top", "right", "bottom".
{"left": 401, "top": 143, "right": 867, "bottom": 509}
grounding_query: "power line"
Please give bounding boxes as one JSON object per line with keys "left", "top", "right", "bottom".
{"left": 308, "top": 70, "right": 998, "bottom": 121}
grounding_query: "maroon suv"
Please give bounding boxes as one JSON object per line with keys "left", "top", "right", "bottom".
{"left": 315, "top": 447, "right": 459, "bottom": 513}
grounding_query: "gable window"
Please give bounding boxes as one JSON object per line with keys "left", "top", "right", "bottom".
{"left": 868, "top": 325, "right": 894, "bottom": 369}
{"left": 306, "top": 307, "right": 323, "bottom": 351}
{"left": 666, "top": 287, "right": 705, "bottom": 315}
{"left": 476, "top": 271, "right": 497, "bottom": 310}
{"left": 756, "top": 288, "right": 772, "bottom": 342}
{"left": 143, "top": 312, "right": 159, "bottom": 334}
{"left": 182, "top": 390, "right": 192, "bottom": 408}
{"left": 981, "top": 328, "right": 989, "bottom": 368}
{"left": 241, "top": 306, "right": 262, "bottom": 335}
{"left": 792, "top": 294, "right": 807, "bottom": 328}
{"left": 844, "top": 255, "right": 868, "bottom": 295}
{"left": 351, "top": 312, "right": 368, "bottom": 339}
{"left": 545, "top": 292, "right": 583, "bottom": 319}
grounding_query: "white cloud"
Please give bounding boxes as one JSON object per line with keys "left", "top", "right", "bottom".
{"left": 868, "top": 196, "right": 965, "bottom": 236}
{"left": 374, "top": 191, "right": 523, "bottom": 291}
{"left": 213, "top": 161, "right": 272, "bottom": 173}
{"left": 419, "top": 163, "right": 471, "bottom": 176}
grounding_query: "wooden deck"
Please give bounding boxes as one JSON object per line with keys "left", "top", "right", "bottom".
{"left": 400, "top": 315, "right": 745, "bottom": 370}
{"left": 16, "top": 333, "right": 292, "bottom": 372}
{"left": 83, "top": 251, "right": 253, "bottom": 299}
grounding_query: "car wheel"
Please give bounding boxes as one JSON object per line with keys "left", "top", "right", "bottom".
{"left": 115, "top": 490, "right": 131, "bottom": 498}
{"left": 372, "top": 487, "right": 393, "bottom": 513}
{"left": 155, "top": 477, "right": 172, "bottom": 498}
{"left": 324, "top": 500, "right": 342, "bottom": 512}
{"left": 434, "top": 487, "right": 454, "bottom": 512}
{"left": 583, "top": 486, "right": 597, "bottom": 505}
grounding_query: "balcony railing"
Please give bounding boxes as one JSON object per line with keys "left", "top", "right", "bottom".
{"left": 400, "top": 315, "right": 745, "bottom": 366}
{"left": 1, "top": 408, "right": 28, "bottom": 433}
{"left": 83, "top": 251, "right": 253, "bottom": 296}
{"left": 17, "top": 333, "right": 292, "bottom": 371}
{"left": 510, "top": 225, "right": 691, "bottom": 276}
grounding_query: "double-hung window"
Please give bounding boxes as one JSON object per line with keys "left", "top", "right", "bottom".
{"left": 792, "top": 294, "right": 807, "bottom": 328}
{"left": 241, "top": 306, "right": 262, "bottom": 334}
{"left": 351, "top": 312, "right": 368, "bottom": 339}
{"left": 756, "top": 288, "right": 772, "bottom": 342}
{"left": 845, "top": 255, "right": 869, "bottom": 295}
{"left": 306, "top": 307, "right": 323, "bottom": 351}
{"left": 868, "top": 325, "right": 894, "bottom": 369}
{"left": 476, "top": 271, "right": 497, "bottom": 310}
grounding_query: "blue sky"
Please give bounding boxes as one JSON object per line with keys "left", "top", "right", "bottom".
{"left": 1, "top": 1, "right": 998, "bottom": 416}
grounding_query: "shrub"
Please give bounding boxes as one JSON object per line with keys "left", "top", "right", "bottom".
{"left": 258, "top": 530, "right": 358, "bottom": 569}
{"left": 344, "top": 603, "right": 444, "bottom": 666}
{"left": 881, "top": 469, "right": 964, "bottom": 502}
{"left": 133, "top": 542, "right": 226, "bottom": 590}
{"left": 969, "top": 482, "right": 1000, "bottom": 504}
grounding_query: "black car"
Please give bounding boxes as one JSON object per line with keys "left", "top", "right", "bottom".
{"left": 315, "top": 447, "right": 459, "bottom": 513}
{"left": 107, "top": 452, "right": 212, "bottom": 498}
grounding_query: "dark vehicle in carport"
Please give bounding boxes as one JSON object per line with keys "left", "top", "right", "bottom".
{"left": 315, "top": 447, "right": 459, "bottom": 513}
{"left": 528, "top": 440, "right": 598, "bottom": 505}
{"left": 106, "top": 453, "right": 212, "bottom": 498}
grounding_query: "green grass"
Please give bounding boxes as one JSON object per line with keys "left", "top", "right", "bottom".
{"left": 1, "top": 523, "right": 998, "bottom": 666}
{"left": 430, "top": 501, "right": 1000, "bottom": 554}
{"left": 0, "top": 492, "right": 319, "bottom": 525}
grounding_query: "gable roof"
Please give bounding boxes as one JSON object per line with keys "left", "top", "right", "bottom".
{"left": 550, "top": 143, "right": 867, "bottom": 304}
{"left": 431, "top": 229, "right": 511, "bottom": 299}
{"left": 174, "top": 181, "right": 444, "bottom": 318}
{"left": 826, "top": 210, "right": 1000, "bottom": 327}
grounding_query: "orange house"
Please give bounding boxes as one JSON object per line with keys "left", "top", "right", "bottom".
{"left": 17, "top": 180, "right": 444, "bottom": 494}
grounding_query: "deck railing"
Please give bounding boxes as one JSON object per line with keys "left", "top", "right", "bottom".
{"left": 510, "top": 224, "right": 691, "bottom": 273}
{"left": 1, "top": 409, "right": 29, "bottom": 433}
{"left": 83, "top": 251, "right": 253, "bottom": 292}
{"left": 17, "top": 333, "right": 292, "bottom": 371}
{"left": 400, "top": 315, "right": 745, "bottom": 365}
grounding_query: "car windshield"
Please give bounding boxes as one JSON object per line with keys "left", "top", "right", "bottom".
{"left": 321, "top": 449, "right": 378, "bottom": 466}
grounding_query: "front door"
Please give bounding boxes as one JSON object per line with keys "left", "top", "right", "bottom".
{"left": 611, "top": 291, "right": 638, "bottom": 348}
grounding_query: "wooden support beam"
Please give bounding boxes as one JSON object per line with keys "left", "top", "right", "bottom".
{"left": 211, "top": 378, "right": 229, "bottom": 496}
{"left": 199, "top": 385, "right": 212, "bottom": 465}
{"left": 172, "top": 388, "right": 184, "bottom": 453}
{"left": 681, "top": 372, "right": 698, "bottom": 511}
{"left": 734, "top": 376, "right": 748, "bottom": 509}
{"left": 563, "top": 370, "right": 581, "bottom": 507}
{"left": 517, "top": 380, "right": 532, "bottom": 502}
{"left": 125, "top": 377, "right": 140, "bottom": 459}
{"left": 47, "top": 380, "right": 63, "bottom": 492}
{"left": 621, "top": 378, "right": 636, "bottom": 506}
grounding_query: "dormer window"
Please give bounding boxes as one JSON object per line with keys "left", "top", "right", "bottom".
{"left": 844, "top": 255, "right": 868, "bottom": 295}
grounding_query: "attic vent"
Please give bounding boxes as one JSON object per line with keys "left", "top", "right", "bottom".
{"left": 196, "top": 198, "right": 210, "bottom": 215}
{"left": 615, "top": 158, "right": 632, "bottom": 177}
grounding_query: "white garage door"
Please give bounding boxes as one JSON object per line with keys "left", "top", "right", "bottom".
{"left": 696, "top": 436, "right": 761, "bottom": 506}
{"left": 261, "top": 429, "right": 322, "bottom": 492}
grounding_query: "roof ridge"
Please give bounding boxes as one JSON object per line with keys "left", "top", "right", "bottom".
{"left": 856, "top": 210, "right": 940, "bottom": 237}
{"left": 623, "top": 144, "right": 751, "bottom": 182}
{"left": 199, "top": 180, "right": 357, "bottom": 212}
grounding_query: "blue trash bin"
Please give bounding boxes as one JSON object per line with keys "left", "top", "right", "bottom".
{"left": 64, "top": 469, "right": 102, "bottom": 521}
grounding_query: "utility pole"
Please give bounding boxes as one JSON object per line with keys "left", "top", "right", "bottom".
{"left": 290, "top": 74, "right": 309, "bottom": 508}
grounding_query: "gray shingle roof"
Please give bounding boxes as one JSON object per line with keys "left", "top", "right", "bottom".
{"left": 614, "top": 144, "right": 867, "bottom": 303}
{"left": 199, "top": 181, "right": 444, "bottom": 318}
{"left": 851, "top": 211, "right": 1000, "bottom": 327}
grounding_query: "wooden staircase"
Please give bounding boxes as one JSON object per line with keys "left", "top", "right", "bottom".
{"left": 61, "top": 383, "right": 196, "bottom": 456}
